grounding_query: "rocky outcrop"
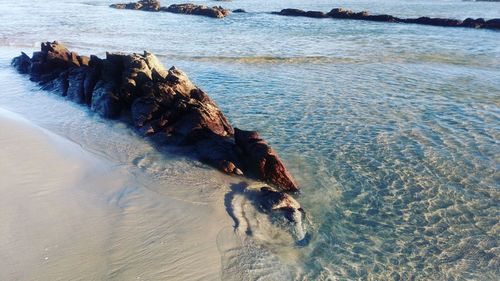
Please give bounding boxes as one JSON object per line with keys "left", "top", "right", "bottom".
{"left": 273, "top": 7, "right": 500, "bottom": 30}
{"left": 12, "top": 41, "right": 299, "bottom": 192}
{"left": 162, "top": 3, "right": 230, "bottom": 18}
{"left": 272, "top": 8, "right": 328, "bottom": 18}
{"left": 110, "top": 0, "right": 160, "bottom": 11}
{"left": 235, "top": 128, "right": 299, "bottom": 192}
{"left": 110, "top": 1, "right": 230, "bottom": 18}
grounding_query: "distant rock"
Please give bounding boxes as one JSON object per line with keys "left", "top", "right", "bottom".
{"left": 274, "top": 7, "right": 500, "bottom": 30}
{"left": 110, "top": 1, "right": 231, "bottom": 18}
{"left": 110, "top": 0, "right": 160, "bottom": 11}
{"left": 233, "top": 9, "right": 246, "bottom": 13}
{"left": 272, "top": 8, "right": 327, "bottom": 18}
{"left": 11, "top": 41, "right": 299, "bottom": 192}
{"left": 163, "top": 3, "right": 230, "bottom": 18}
{"left": 484, "top": 18, "right": 500, "bottom": 29}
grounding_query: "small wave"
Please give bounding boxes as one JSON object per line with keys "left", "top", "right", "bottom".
{"left": 159, "top": 54, "right": 353, "bottom": 64}
{"left": 0, "top": 39, "right": 41, "bottom": 50}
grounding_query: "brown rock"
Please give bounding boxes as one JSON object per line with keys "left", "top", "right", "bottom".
{"left": 273, "top": 9, "right": 327, "bottom": 18}
{"left": 235, "top": 128, "right": 299, "bottom": 192}
{"left": 163, "top": 3, "right": 231, "bottom": 18}
{"left": 275, "top": 6, "right": 499, "bottom": 30}
{"left": 12, "top": 42, "right": 299, "bottom": 193}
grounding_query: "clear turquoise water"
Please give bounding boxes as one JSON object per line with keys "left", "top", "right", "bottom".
{"left": 0, "top": 0, "right": 499, "bottom": 280}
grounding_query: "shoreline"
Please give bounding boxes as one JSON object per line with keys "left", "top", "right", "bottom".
{"left": 0, "top": 107, "right": 234, "bottom": 280}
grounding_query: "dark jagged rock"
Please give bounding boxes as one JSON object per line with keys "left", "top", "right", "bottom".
{"left": 484, "top": 18, "right": 500, "bottom": 29}
{"left": 11, "top": 41, "right": 299, "bottom": 192}
{"left": 461, "top": 17, "right": 486, "bottom": 28}
{"left": 402, "top": 17, "right": 463, "bottom": 27}
{"left": 272, "top": 8, "right": 327, "bottom": 18}
{"left": 234, "top": 128, "right": 299, "bottom": 192}
{"left": 233, "top": 9, "right": 246, "bottom": 13}
{"left": 327, "top": 8, "right": 372, "bottom": 19}
{"left": 11, "top": 52, "right": 31, "bottom": 74}
{"left": 162, "top": 3, "right": 230, "bottom": 18}
{"left": 110, "top": 1, "right": 231, "bottom": 18}
{"left": 274, "top": 7, "right": 500, "bottom": 30}
{"left": 110, "top": 0, "right": 160, "bottom": 11}
{"left": 195, "top": 134, "right": 243, "bottom": 176}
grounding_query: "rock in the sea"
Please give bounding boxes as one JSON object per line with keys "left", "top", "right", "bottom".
{"left": 11, "top": 41, "right": 299, "bottom": 192}
{"left": 233, "top": 9, "right": 246, "bottom": 13}
{"left": 327, "top": 8, "right": 369, "bottom": 19}
{"left": 195, "top": 135, "right": 243, "bottom": 175}
{"left": 110, "top": 0, "right": 160, "bottom": 11}
{"left": 274, "top": 7, "right": 500, "bottom": 30}
{"left": 258, "top": 186, "right": 308, "bottom": 242}
{"left": 235, "top": 128, "right": 299, "bottom": 192}
{"left": 260, "top": 186, "right": 301, "bottom": 212}
{"left": 402, "top": 17, "right": 463, "bottom": 27}
{"left": 163, "top": 3, "right": 230, "bottom": 18}
{"left": 484, "top": 18, "right": 500, "bottom": 29}
{"left": 110, "top": 1, "right": 231, "bottom": 18}
{"left": 11, "top": 52, "right": 31, "bottom": 74}
{"left": 272, "top": 8, "right": 327, "bottom": 18}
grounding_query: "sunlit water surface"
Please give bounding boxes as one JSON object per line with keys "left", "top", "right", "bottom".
{"left": 0, "top": 0, "right": 499, "bottom": 280}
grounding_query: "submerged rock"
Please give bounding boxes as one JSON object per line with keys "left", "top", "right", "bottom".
{"left": 274, "top": 7, "right": 500, "bottom": 30}
{"left": 259, "top": 186, "right": 301, "bottom": 212}
{"left": 110, "top": 1, "right": 231, "bottom": 18}
{"left": 11, "top": 41, "right": 298, "bottom": 192}
{"left": 224, "top": 183, "right": 308, "bottom": 243}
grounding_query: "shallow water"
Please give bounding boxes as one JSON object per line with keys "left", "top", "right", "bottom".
{"left": 0, "top": 0, "right": 499, "bottom": 280}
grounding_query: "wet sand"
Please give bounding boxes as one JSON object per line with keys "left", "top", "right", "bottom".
{"left": 0, "top": 108, "right": 233, "bottom": 280}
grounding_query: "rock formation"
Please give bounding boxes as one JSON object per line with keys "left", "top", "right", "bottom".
{"left": 12, "top": 41, "right": 299, "bottom": 192}
{"left": 111, "top": 0, "right": 230, "bottom": 18}
{"left": 110, "top": 0, "right": 160, "bottom": 11}
{"left": 163, "top": 3, "right": 230, "bottom": 18}
{"left": 273, "top": 7, "right": 500, "bottom": 30}
{"left": 235, "top": 129, "right": 298, "bottom": 191}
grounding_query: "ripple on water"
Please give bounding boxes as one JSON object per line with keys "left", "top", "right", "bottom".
{"left": 0, "top": 0, "right": 499, "bottom": 279}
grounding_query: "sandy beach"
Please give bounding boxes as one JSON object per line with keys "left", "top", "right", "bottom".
{"left": 0, "top": 108, "right": 233, "bottom": 280}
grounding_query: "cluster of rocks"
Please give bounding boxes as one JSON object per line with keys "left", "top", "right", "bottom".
{"left": 110, "top": 0, "right": 160, "bottom": 11}
{"left": 273, "top": 7, "right": 500, "bottom": 30}
{"left": 110, "top": 0, "right": 230, "bottom": 18}
{"left": 12, "top": 41, "right": 299, "bottom": 193}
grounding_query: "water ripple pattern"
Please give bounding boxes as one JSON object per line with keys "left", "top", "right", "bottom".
{"left": 0, "top": 0, "right": 499, "bottom": 280}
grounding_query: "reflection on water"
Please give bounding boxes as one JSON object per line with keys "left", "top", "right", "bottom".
{"left": 0, "top": 0, "right": 499, "bottom": 280}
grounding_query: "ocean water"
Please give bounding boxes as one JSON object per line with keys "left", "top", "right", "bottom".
{"left": 0, "top": 0, "right": 499, "bottom": 280}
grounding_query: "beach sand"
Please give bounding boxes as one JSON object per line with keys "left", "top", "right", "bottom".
{"left": 0, "top": 108, "right": 233, "bottom": 280}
